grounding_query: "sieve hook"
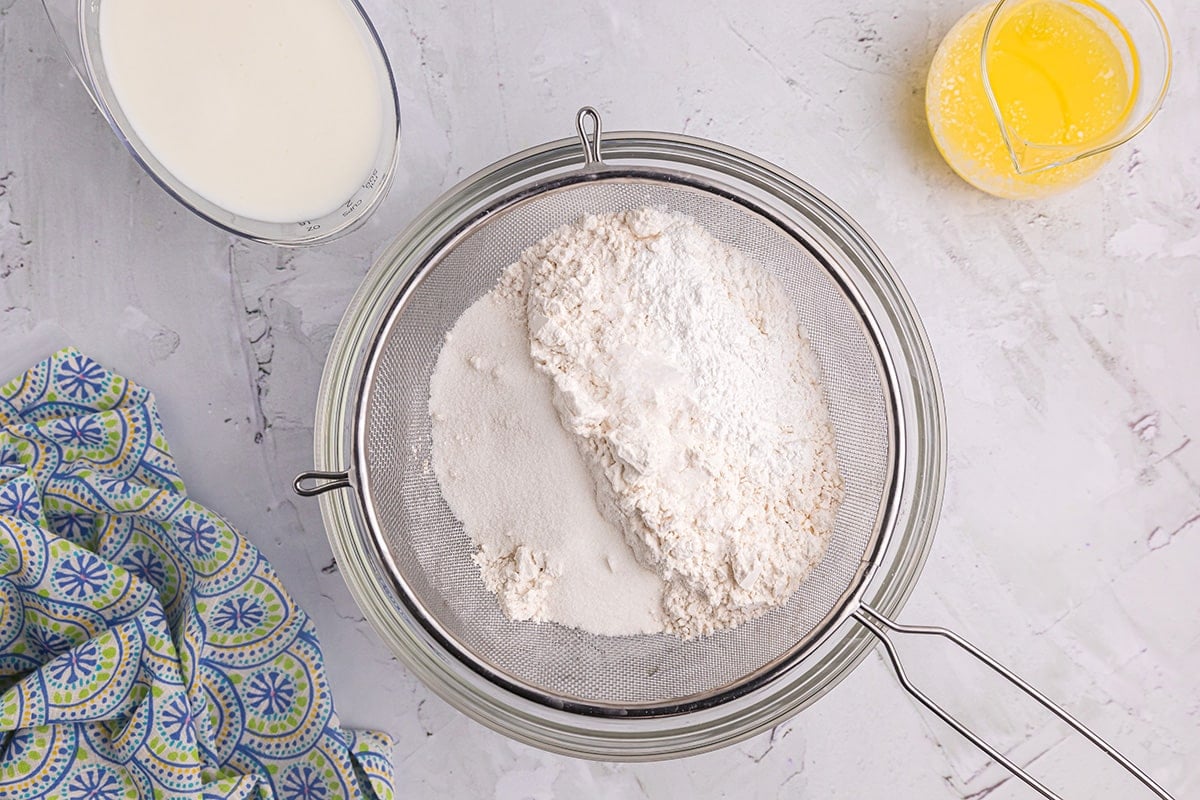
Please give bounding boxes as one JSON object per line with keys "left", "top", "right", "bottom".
{"left": 575, "top": 106, "right": 605, "bottom": 166}
{"left": 852, "top": 604, "right": 1176, "bottom": 800}
{"left": 293, "top": 469, "right": 352, "bottom": 498}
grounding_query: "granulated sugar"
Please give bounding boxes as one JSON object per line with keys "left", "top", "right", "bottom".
{"left": 428, "top": 289, "right": 665, "bottom": 636}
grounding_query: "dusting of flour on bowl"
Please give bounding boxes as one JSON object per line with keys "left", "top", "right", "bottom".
{"left": 430, "top": 207, "right": 842, "bottom": 639}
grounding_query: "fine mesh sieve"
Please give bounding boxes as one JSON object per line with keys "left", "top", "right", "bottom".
{"left": 297, "top": 109, "right": 1175, "bottom": 796}
{"left": 359, "top": 162, "right": 894, "bottom": 711}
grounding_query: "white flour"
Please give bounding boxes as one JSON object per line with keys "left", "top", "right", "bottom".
{"left": 431, "top": 208, "right": 843, "bottom": 639}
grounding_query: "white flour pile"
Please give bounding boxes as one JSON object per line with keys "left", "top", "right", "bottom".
{"left": 430, "top": 207, "right": 842, "bottom": 639}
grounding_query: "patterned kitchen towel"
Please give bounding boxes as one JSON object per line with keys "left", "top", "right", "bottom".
{"left": 0, "top": 348, "right": 394, "bottom": 799}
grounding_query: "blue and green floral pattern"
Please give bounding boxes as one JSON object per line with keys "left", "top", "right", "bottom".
{"left": 0, "top": 349, "right": 394, "bottom": 799}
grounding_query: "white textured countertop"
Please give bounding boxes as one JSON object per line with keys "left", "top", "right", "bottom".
{"left": 2, "top": 0, "right": 1197, "bottom": 797}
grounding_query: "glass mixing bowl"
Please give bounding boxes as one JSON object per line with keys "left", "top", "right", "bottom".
{"left": 41, "top": 0, "right": 400, "bottom": 246}
{"left": 298, "top": 120, "right": 948, "bottom": 759}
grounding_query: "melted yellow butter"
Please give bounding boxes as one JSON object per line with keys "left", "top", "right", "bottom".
{"left": 926, "top": 0, "right": 1136, "bottom": 198}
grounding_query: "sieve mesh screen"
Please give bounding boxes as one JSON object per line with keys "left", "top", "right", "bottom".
{"left": 359, "top": 177, "right": 893, "bottom": 709}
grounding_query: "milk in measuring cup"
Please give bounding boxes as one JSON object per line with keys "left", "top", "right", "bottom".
{"left": 99, "top": 0, "right": 387, "bottom": 224}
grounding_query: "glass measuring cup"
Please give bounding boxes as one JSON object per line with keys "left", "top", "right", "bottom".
{"left": 926, "top": 0, "right": 1171, "bottom": 199}
{"left": 40, "top": 0, "right": 401, "bottom": 246}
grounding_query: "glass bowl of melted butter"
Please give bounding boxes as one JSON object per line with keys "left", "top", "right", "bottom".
{"left": 47, "top": 0, "right": 400, "bottom": 246}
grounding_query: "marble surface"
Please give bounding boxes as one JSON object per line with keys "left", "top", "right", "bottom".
{"left": 2, "top": 0, "right": 1197, "bottom": 796}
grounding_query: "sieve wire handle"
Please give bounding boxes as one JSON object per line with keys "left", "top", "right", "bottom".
{"left": 852, "top": 604, "right": 1175, "bottom": 800}
{"left": 293, "top": 470, "right": 352, "bottom": 498}
{"left": 575, "top": 106, "right": 605, "bottom": 166}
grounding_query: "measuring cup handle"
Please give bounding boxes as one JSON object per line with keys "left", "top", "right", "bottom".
{"left": 852, "top": 604, "right": 1175, "bottom": 800}
{"left": 40, "top": 0, "right": 102, "bottom": 109}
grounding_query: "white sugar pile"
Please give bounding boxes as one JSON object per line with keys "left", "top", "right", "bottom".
{"left": 428, "top": 288, "right": 665, "bottom": 636}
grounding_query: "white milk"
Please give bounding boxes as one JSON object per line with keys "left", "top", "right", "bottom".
{"left": 99, "top": 0, "right": 388, "bottom": 224}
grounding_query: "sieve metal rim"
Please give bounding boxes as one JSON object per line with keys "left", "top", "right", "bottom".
{"left": 306, "top": 125, "right": 947, "bottom": 759}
